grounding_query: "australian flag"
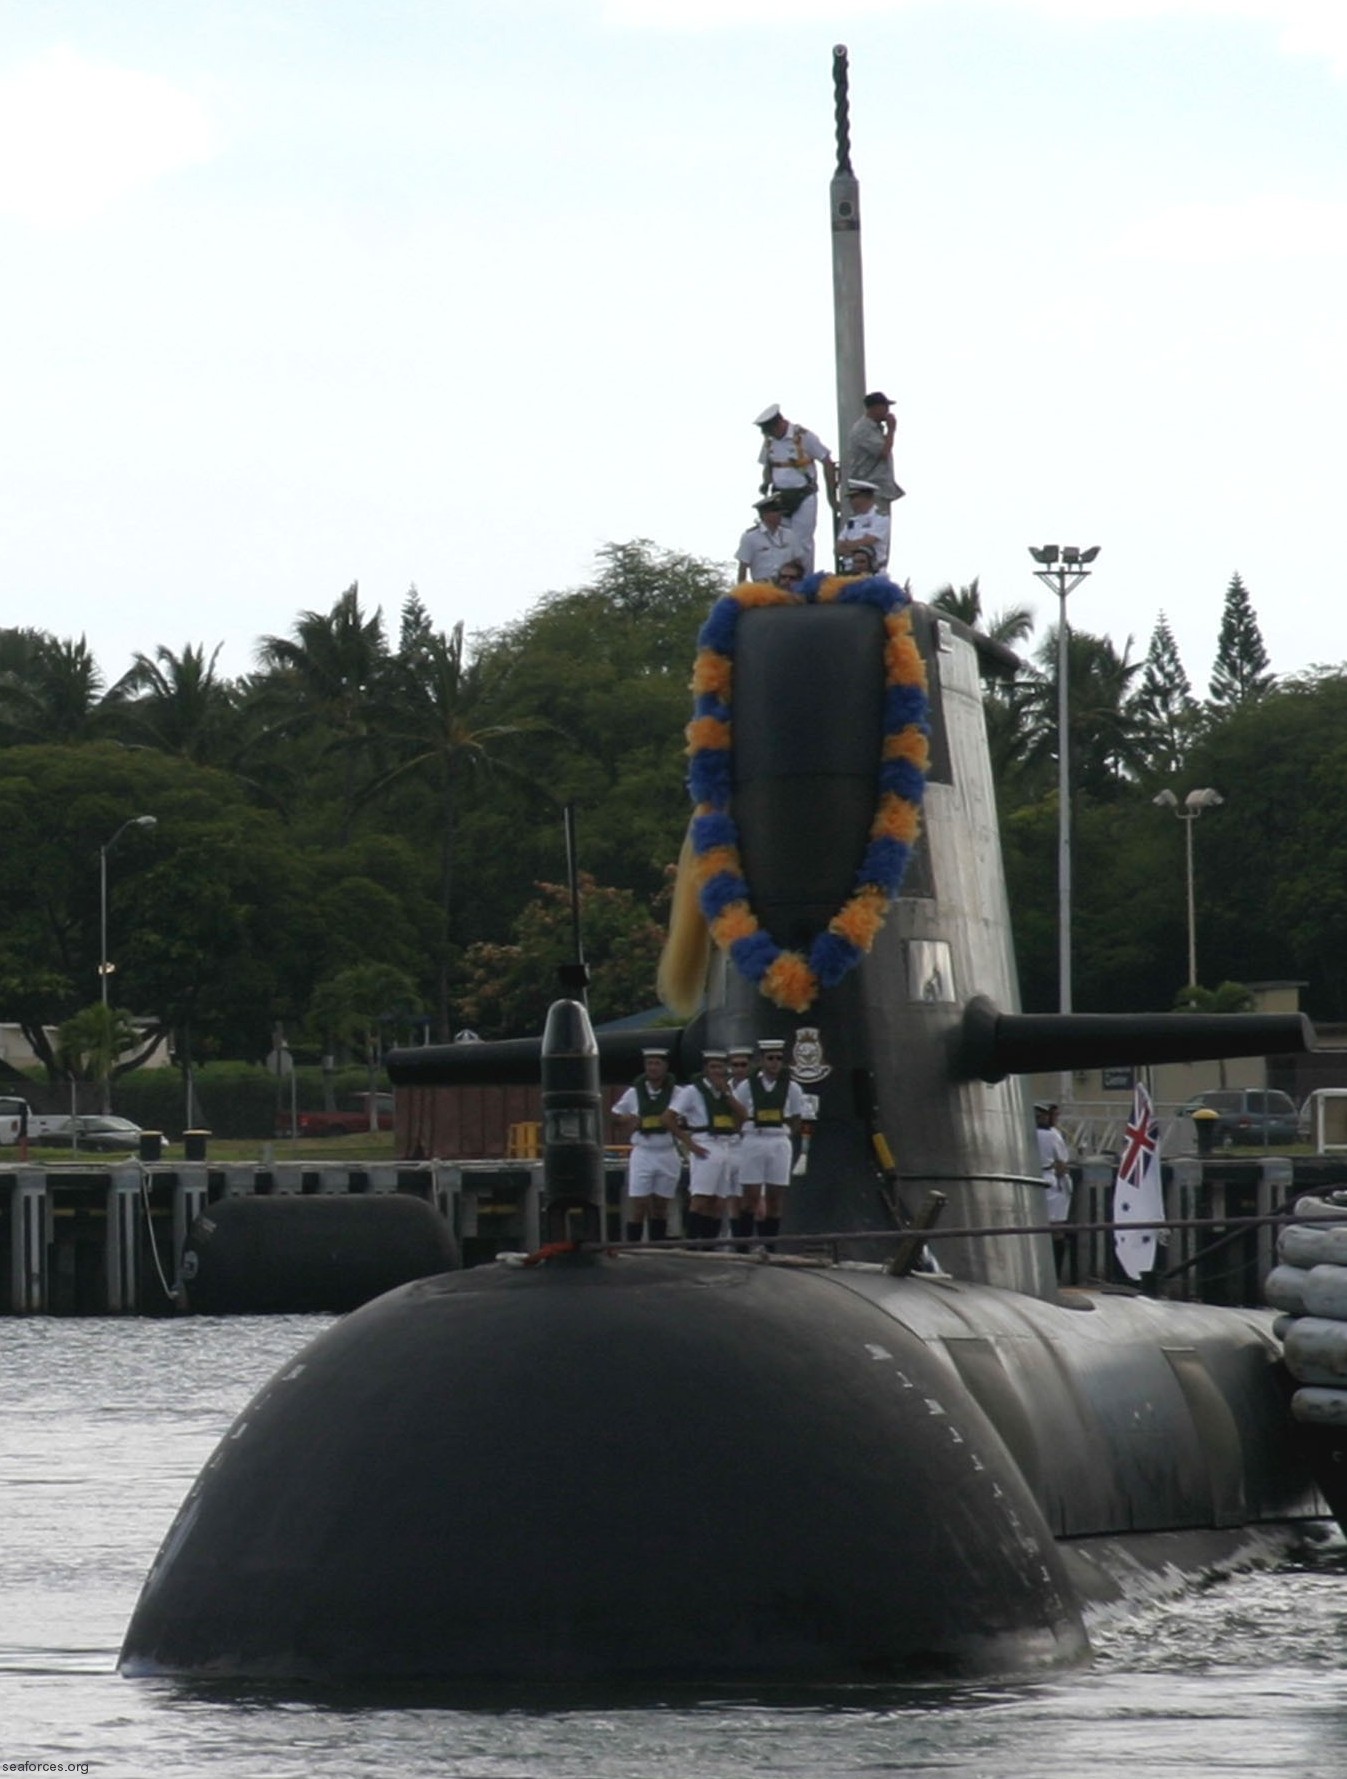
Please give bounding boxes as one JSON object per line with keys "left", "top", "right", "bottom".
{"left": 1113, "top": 1081, "right": 1164, "bottom": 1280}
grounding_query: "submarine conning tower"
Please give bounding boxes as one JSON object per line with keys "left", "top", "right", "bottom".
{"left": 389, "top": 592, "right": 1312, "bottom": 1299}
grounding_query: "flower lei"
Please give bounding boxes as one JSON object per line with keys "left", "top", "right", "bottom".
{"left": 685, "top": 571, "right": 929, "bottom": 1014}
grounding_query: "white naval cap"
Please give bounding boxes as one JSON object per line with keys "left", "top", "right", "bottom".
{"left": 641, "top": 1046, "right": 670, "bottom": 1058}
{"left": 758, "top": 1038, "right": 786, "bottom": 1051}
{"left": 753, "top": 403, "right": 782, "bottom": 427}
{"left": 847, "top": 479, "right": 879, "bottom": 495}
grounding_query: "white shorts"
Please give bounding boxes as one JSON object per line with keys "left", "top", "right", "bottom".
{"left": 628, "top": 1143, "right": 681, "bottom": 1201}
{"left": 688, "top": 1135, "right": 734, "bottom": 1200}
{"left": 738, "top": 1131, "right": 793, "bottom": 1188}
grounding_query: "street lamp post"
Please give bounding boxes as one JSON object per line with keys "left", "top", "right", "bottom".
{"left": 1152, "top": 788, "right": 1224, "bottom": 987}
{"left": 99, "top": 814, "right": 158, "bottom": 1009}
{"left": 1028, "top": 544, "right": 1100, "bottom": 1106}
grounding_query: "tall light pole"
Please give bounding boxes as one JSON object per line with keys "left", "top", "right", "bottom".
{"left": 1152, "top": 788, "right": 1224, "bottom": 987}
{"left": 1028, "top": 544, "right": 1100, "bottom": 1107}
{"left": 99, "top": 815, "right": 157, "bottom": 1009}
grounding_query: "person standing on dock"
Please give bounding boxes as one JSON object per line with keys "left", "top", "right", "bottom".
{"left": 734, "top": 1039, "right": 807, "bottom": 1250}
{"left": 754, "top": 404, "right": 838, "bottom": 574}
{"left": 664, "top": 1051, "right": 745, "bottom": 1246}
{"left": 736, "top": 493, "right": 803, "bottom": 585}
{"left": 1035, "top": 1100, "right": 1073, "bottom": 1269}
{"left": 846, "top": 391, "right": 904, "bottom": 514}
{"left": 612, "top": 1048, "right": 681, "bottom": 1245}
{"left": 835, "top": 479, "right": 890, "bottom": 573}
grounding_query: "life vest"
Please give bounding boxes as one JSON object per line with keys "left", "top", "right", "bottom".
{"left": 694, "top": 1079, "right": 737, "bottom": 1133}
{"left": 748, "top": 1074, "right": 790, "bottom": 1127}
{"left": 633, "top": 1076, "right": 675, "bottom": 1133}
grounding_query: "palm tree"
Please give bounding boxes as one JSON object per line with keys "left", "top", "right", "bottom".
{"left": 928, "top": 578, "right": 1034, "bottom": 652}
{"left": 253, "top": 584, "right": 392, "bottom": 841}
{"left": 106, "top": 642, "right": 237, "bottom": 765}
{"left": 0, "top": 633, "right": 115, "bottom": 744}
{"left": 1020, "top": 626, "right": 1153, "bottom": 799}
{"left": 364, "top": 617, "right": 544, "bottom": 1036}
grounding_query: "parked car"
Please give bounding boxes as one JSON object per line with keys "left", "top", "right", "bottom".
{"left": 275, "top": 1092, "right": 394, "bottom": 1138}
{"left": 38, "top": 1115, "right": 144, "bottom": 1153}
{"left": 1176, "top": 1088, "right": 1299, "bottom": 1148}
{"left": 1298, "top": 1089, "right": 1347, "bottom": 1145}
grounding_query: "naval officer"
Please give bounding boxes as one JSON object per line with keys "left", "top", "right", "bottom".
{"left": 733, "top": 1039, "right": 808, "bottom": 1249}
{"left": 736, "top": 493, "right": 803, "bottom": 585}
{"left": 846, "top": 390, "right": 904, "bottom": 513}
{"left": 754, "top": 404, "right": 838, "bottom": 575}
{"left": 611, "top": 1047, "right": 681, "bottom": 1244}
{"left": 836, "top": 479, "right": 890, "bottom": 573}
{"left": 664, "top": 1050, "right": 745, "bottom": 1244}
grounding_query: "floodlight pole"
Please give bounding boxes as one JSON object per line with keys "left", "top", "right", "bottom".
{"left": 1153, "top": 788, "right": 1224, "bottom": 988}
{"left": 1029, "top": 547, "right": 1099, "bottom": 1105}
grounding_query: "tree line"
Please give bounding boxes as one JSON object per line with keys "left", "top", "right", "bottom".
{"left": 0, "top": 547, "right": 1332, "bottom": 1092}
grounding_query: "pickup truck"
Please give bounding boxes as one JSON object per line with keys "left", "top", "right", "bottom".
{"left": 275, "top": 1092, "right": 394, "bottom": 1138}
{"left": 0, "top": 1096, "right": 79, "bottom": 1145}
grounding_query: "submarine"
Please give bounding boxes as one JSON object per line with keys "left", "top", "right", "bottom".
{"left": 119, "top": 50, "right": 1337, "bottom": 1689}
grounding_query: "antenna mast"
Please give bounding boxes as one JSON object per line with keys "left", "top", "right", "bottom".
{"left": 831, "top": 45, "right": 867, "bottom": 494}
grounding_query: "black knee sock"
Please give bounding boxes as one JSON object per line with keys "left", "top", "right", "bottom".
{"left": 757, "top": 1216, "right": 781, "bottom": 1250}
{"left": 731, "top": 1212, "right": 754, "bottom": 1249}
{"left": 649, "top": 1217, "right": 668, "bottom": 1243}
{"left": 625, "top": 1221, "right": 644, "bottom": 1243}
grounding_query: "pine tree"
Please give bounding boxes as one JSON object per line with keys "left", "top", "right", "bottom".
{"left": 1209, "top": 573, "right": 1274, "bottom": 711}
{"left": 1139, "top": 612, "right": 1198, "bottom": 776}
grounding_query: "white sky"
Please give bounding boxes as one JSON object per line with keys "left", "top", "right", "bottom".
{"left": 3, "top": 0, "right": 1345, "bottom": 693}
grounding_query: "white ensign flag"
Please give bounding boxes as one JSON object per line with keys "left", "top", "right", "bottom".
{"left": 1113, "top": 1081, "right": 1164, "bottom": 1280}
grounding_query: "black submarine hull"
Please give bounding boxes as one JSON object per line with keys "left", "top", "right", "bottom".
{"left": 119, "top": 1251, "right": 1322, "bottom": 1685}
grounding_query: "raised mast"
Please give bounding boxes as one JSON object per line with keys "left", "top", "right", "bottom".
{"left": 830, "top": 44, "right": 866, "bottom": 496}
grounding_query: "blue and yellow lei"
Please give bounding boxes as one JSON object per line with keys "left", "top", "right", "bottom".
{"left": 685, "top": 571, "right": 929, "bottom": 1014}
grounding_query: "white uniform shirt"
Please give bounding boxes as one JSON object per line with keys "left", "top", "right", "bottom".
{"left": 846, "top": 414, "right": 901, "bottom": 502}
{"left": 836, "top": 506, "right": 891, "bottom": 571}
{"left": 759, "top": 421, "right": 831, "bottom": 492}
{"left": 1036, "top": 1124, "right": 1072, "bottom": 1222}
{"left": 736, "top": 520, "right": 803, "bottom": 583}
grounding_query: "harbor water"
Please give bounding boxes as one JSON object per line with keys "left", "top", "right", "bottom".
{"left": 4, "top": 1315, "right": 1347, "bottom": 1779}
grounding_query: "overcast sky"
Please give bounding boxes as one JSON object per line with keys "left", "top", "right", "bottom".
{"left": 4, "top": 0, "right": 1345, "bottom": 697}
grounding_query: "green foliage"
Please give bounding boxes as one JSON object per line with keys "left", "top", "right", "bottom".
{"left": 1173, "top": 981, "right": 1254, "bottom": 1013}
{"left": 1209, "top": 573, "right": 1274, "bottom": 711}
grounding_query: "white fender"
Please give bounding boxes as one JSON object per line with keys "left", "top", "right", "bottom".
{"left": 1291, "top": 1386, "right": 1347, "bottom": 1428}
{"left": 1283, "top": 1315, "right": 1347, "bottom": 1385}
{"left": 1264, "top": 1264, "right": 1309, "bottom": 1317}
{"left": 1280, "top": 1222, "right": 1347, "bottom": 1270}
{"left": 1303, "top": 1263, "right": 1347, "bottom": 1322}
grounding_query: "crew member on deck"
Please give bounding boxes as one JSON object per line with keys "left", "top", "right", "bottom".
{"left": 725, "top": 1046, "right": 753, "bottom": 1245}
{"left": 754, "top": 404, "right": 839, "bottom": 575}
{"left": 846, "top": 390, "right": 904, "bottom": 514}
{"left": 612, "top": 1048, "right": 680, "bottom": 1244}
{"left": 736, "top": 493, "right": 803, "bottom": 585}
{"left": 836, "top": 480, "right": 890, "bottom": 572}
{"left": 1035, "top": 1100, "right": 1073, "bottom": 1270}
{"left": 665, "top": 1051, "right": 745, "bottom": 1245}
{"left": 733, "top": 1039, "right": 808, "bottom": 1250}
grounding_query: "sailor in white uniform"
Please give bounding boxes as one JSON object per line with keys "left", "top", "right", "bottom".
{"left": 736, "top": 494, "right": 803, "bottom": 585}
{"left": 835, "top": 479, "right": 890, "bottom": 573}
{"left": 733, "top": 1038, "right": 808, "bottom": 1249}
{"left": 611, "top": 1047, "right": 681, "bottom": 1244}
{"left": 665, "top": 1051, "right": 745, "bottom": 1245}
{"left": 754, "top": 404, "right": 838, "bottom": 575}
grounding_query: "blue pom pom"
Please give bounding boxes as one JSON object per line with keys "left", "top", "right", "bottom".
{"left": 688, "top": 750, "right": 732, "bottom": 805}
{"left": 691, "top": 811, "right": 738, "bottom": 852}
{"left": 859, "top": 836, "right": 909, "bottom": 890}
{"left": 700, "top": 870, "right": 749, "bottom": 919}
{"left": 730, "top": 930, "right": 780, "bottom": 982}
{"left": 698, "top": 601, "right": 740, "bottom": 656}
{"left": 810, "top": 929, "right": 860, "bottom": 987}
{"left": 693, "top": 693, "right": 731, "bottom": 723}
{"left": 884, "top": 685, "right": 928, "bottom": 729}
{"left": 879, "top": 759, "right": 925, "bottom": 803}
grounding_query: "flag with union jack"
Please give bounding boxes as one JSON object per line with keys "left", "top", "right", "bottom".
{"left": 1113, "top": 1080, "right": 1164, "bottom": 1280}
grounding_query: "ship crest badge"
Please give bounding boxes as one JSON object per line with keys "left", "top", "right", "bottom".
{"left": 790, "top": 1027, "right": 831, "bottom": 1084}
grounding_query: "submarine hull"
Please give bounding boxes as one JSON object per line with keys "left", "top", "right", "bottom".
{"left": 121, "top": 1255, "right": 1088, "bottom": 1684}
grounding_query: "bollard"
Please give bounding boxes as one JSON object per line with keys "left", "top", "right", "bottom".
{"left": 139, "top": 1130, "right": 164, "bottom": 1164}
{"left": 183, "top": 1129, "right": 210, "bottom": 1163}
{"left": 1193, "top": 1108, "right": 1219, "bottom": 1157}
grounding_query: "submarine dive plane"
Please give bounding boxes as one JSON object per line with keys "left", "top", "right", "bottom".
{"left": 119, "top": 49, "right": 1338, "bottom": 1689}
